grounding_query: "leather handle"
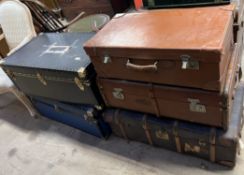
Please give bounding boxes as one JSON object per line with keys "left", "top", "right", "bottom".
{"left": 126, "top": 59, "right": 158, "bottom": 72}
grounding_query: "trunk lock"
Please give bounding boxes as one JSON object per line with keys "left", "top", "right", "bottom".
{"left": 181, "top": 55, "right": 199, "bottom": 70}
{"left": 103, "top": 55, "right": 111, "bottom": 64}
{"left": 112, "top": 88, "right": 124, "bottom": 100}
{"left": 188, "top": 98, "right": 206, "bottom": 113}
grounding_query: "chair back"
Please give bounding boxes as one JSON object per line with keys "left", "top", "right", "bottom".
{"left": 0, "top": 0, "right": 36, "bottom": 50}
{"left": 21, "top": 0, "right": 64, "bottom": 32}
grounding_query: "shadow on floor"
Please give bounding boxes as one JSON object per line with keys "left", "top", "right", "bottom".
{"left": 0, "top": 93, "right": 235, "bottom": 173}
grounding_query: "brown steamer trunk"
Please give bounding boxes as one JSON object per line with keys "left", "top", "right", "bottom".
{"left": 98, "top": 43, "right": 242, "bottom": 130}
{"left": 84, "top": 5, "right": 235, "bottom": 92}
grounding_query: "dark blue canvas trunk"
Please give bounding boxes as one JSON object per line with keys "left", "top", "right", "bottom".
{"left": 31, "top": 97, "right": 111, "bottom": 139}
{"left": 103, "top": 83, "right": 244, "bottom": 167}
{"left": 2, "top": 33, "right": 103, "bottom": 105}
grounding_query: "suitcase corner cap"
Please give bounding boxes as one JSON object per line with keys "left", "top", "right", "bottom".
{"left": 77, "top": 67, "right": 86, "bottom": 78}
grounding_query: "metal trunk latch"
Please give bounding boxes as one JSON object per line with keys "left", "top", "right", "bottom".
{"left": 112, "top": 88, "right": 124, "bottom": 100}
{"left": 181, "top": 55, "right": 199, "bottom": 70}
{"left": 184, "top": 143, "right": 201, "bottom": 153}
{"left": 188, "top": 98, "right": 206, "bottom": 113}
{"left": 155, "top": 130, "right": 169, "bottom": 140}
{"left": 103, "top": 55, "right": 111, "bottom": 64}
{"left": 84, "top": 109, "right": 97, "bottom": 123}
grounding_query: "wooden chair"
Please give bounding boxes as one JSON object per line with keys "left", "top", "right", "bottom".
{"left": 21, "top": 0, "right": 110, "bottom": 33}
{"left": 20, "top": 0, "right": 85, "bottom": 32}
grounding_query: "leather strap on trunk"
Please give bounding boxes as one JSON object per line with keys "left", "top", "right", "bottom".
{"left": 142, "top": 114, "right": 153, "bottom": 145}
{"left": 210, "top": 128, "right": 216, "bottom": 162}
{"left": 173, "top": 121, "right": 182, "bottom": 153}
{"left": 149, "top": 85, "right": 160, "bottom": 117}
{"left": 114, "top": 109, "right": 128, "bottom": 141}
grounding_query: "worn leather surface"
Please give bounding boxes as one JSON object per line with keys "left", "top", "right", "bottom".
{"left": 84, "top": 6, "right": 235, "bottom": 91}
{"left": 98, "top": 42, "right": 241, "bottom": 129}
{"left": 85, "top": 5, "right": 234, "bottom": 57}
{"left": 103, "top": 83, "right": 244, "bottom": 167}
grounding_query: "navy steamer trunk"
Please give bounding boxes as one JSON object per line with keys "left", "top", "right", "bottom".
{"left": 31, "top": 97, "right": 111, "bottom": 138}
{"left": 2, "top": 33, "right": 102, "bottom": 106}
{"left": 103, "top": 84, "right": 244, "bottom": 167}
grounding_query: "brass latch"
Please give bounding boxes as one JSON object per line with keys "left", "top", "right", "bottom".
{"left": 77, "top": 67, "right": 86, "bottom": 78}
{"left": 112, "top": 88, "right": 124, "bottom": 100}
{"left": 36, "top": 73, "right": 47, "bottom": 86}
{"left": 103, "top": 55, "right": 111, "bottom": 64}
{"left": 155, "top": 130, "right": 169, "bottom": 140}
{"left": 181, "top": 55, "right": 199, "bottom": 70}
{"left": 184, "top": 143, "right": 201, "bottom": 153}
{"left": 188, "top": 98, "right": 206, "bottom": 113}
{"left": 74, "top": 77, "right": 90, "bottom": 91}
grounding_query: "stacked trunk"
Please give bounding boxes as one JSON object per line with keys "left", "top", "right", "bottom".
{"left": 84, "top": 4, "right": 244, "bottom": 166}
{"left": 1, "top": 33, "right": 111, "bottom": 138}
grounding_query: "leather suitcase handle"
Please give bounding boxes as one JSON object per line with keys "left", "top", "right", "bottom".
{"left": 126, "top": 59, "right": 158, "bottom": 72}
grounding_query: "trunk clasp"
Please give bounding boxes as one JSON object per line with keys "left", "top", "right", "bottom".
{"left": 181, "top": 55, "right": 199, "bottom": 70}
{"left": 188, "top": 98, "right": 206, "bottom": 113}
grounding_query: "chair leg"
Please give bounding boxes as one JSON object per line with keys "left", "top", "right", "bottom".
{"left": 11, "top": 87, "right": 37, "bottom": 118}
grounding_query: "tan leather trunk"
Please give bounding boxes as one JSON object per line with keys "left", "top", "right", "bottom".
{"left": 84, "top": 5, "right": 235, "bottom": 92}
{"left": 97, "top": 43, "right": 242, "bottom": 130}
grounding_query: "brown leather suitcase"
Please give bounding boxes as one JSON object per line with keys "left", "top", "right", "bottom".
{"left": 98, "top": 43, "right": 242, "bottom": 129}
{"left": 84, "top": 5, "right": 235, "bottom": 92}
